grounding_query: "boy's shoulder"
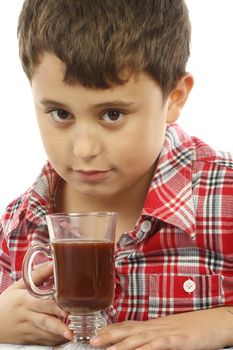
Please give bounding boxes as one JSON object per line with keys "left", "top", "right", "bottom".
{"left": 191, "top": 133, "right": 233, "bottom": 171}
{"left": 166, "top": 123, "right": 233, "bottom": 170}
{"left": 163, "top": 124, "right": 233, "bottom": 207}
{"left": 1, "top": 162, "right": 60, "bottom": 237}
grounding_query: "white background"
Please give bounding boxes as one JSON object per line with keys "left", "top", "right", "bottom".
{"left": 0, "top": 1, "right": 233, "bottom": 213}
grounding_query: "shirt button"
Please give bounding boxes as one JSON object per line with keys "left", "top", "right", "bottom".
{"left": 183, "top": 279, "right": 196, "bottom": 293}
{"left": 140, "top": 220, "right": 152, "bottom": 233}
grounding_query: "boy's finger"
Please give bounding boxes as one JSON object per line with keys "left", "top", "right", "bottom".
{"left": 27, "top": 261, "right": 54, "bottom": 286}
{"left": 28, "top": 310, "right": 72, "bottom": 340}
{"left": 27, "top": 296, "right": 68, "bottom": 318}
{"left": 8, "top": 262, "right": 53, "bottom": 290}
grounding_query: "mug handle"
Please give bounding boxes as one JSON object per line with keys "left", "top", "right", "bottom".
{"left": 22, "top": 243, "right": 54, "bottom": 298}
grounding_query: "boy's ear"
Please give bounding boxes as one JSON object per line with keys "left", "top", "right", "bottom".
{"left": 166, "top": 74, "right": 194, "bottom": 123}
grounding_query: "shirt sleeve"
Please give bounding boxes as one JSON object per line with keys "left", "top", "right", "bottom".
{"left": 0, "top": 220, "right": 14, "bottom": 293}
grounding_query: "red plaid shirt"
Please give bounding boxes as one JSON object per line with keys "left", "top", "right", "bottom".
{"left": 1, "top": 123, "right": 233, "bottom": 322}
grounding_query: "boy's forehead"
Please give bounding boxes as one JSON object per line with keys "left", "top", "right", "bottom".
{"left": 32, "top": 53, "right": 66, "bottom": 83}
{"left": 32, "top": 53, "right": 157, "bottom": 86}
{"left": 31, "top": 53, "right": 164, "bottom": 105}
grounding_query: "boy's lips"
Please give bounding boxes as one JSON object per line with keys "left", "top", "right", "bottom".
{"left": 73, "top": 169, "right": 112, "bottom": 182}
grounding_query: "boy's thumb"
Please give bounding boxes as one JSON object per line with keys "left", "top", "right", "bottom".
{"left": 10, "top": 261, "right": 53, "bottom": 290}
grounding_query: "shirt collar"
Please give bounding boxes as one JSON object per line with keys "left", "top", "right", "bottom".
{"left": 142, "top": 123, "right": 196, "bottom": 238}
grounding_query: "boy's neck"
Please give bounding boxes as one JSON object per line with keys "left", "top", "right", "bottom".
{"left": 56, "top": 172, "right": 152, "bottom": 215}
{"left": 55, "top": 164, "right": 156, "bottom": 240}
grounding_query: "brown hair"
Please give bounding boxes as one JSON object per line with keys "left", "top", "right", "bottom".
{"left": 18, "top": 0, "right": 191, "bottom": 97}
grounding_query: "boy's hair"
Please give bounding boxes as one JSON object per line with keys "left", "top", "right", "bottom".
{"left": 18, "top": 0, "right": 191, "bottom": 97}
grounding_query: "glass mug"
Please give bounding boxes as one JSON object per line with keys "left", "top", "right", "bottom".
{"left": 23, "top": 212, "right": 117, "bottom": 349}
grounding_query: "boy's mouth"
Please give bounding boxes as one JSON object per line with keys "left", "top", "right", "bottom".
{"left": 74, "top": 169, "right": 112, "bottom": 182}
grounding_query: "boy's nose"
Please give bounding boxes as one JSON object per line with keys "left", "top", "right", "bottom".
{"left": 72, "top": 124, "right": 102, "bottom": 160}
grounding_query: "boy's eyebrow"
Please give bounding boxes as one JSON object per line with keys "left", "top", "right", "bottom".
{"left": 39, "top": 99, "right": 136, "bottom": 109}
{"left": 39, "top": 99, "right": 69, "bottom": 109}
{"left": 92, "top": 101, "right": 136, "bottom": 108}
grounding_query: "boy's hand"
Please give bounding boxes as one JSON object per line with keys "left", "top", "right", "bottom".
{"left": 0, "top": 263, "right": 72, "bottom": 346}
{"left": 90, "top": 307, "right": 233, "bottom": 350}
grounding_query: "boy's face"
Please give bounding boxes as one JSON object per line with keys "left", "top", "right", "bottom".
{"left": 31, "top": 54, "right": 171, "bottom": 200}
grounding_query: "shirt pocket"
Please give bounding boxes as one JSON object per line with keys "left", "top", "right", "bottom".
{"left": 148, "top": 273, "right": 223, "bottom": 318}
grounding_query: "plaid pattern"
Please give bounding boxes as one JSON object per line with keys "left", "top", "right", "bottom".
{"left": 1, "top": 123, "right": 233, "bottom": 322}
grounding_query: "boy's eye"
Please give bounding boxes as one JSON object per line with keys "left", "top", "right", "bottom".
{"left": 101, "top": 110, "right": 124, "bottom": 124}
{"left": 50, "top": 109, "right": 72, "bottom": 122}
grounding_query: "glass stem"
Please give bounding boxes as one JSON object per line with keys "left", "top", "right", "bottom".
{"left": 68, "top": 312, "right": 107, "bottom": 342}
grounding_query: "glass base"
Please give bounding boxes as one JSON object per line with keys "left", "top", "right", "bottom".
{"left": 53, "top": 312, "right": 107, "bottom": 350}
{"left": 53, "top": 340, "right": 106, "bottom": 349}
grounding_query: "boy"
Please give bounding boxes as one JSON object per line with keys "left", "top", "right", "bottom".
{"left": 0, "top": 0, "right": 233, "bottom": 349}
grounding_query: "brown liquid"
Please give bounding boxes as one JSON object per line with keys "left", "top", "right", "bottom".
{"left": 52, "top": 240, "right": 115, "bottom": 314}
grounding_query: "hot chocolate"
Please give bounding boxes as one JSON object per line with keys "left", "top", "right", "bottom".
{"left": 52, "top": 239, "right": 115, "bottom": 314}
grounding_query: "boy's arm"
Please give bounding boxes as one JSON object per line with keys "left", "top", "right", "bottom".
{"left": 90, "top": 307, "right": 233, "bottom": 350}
